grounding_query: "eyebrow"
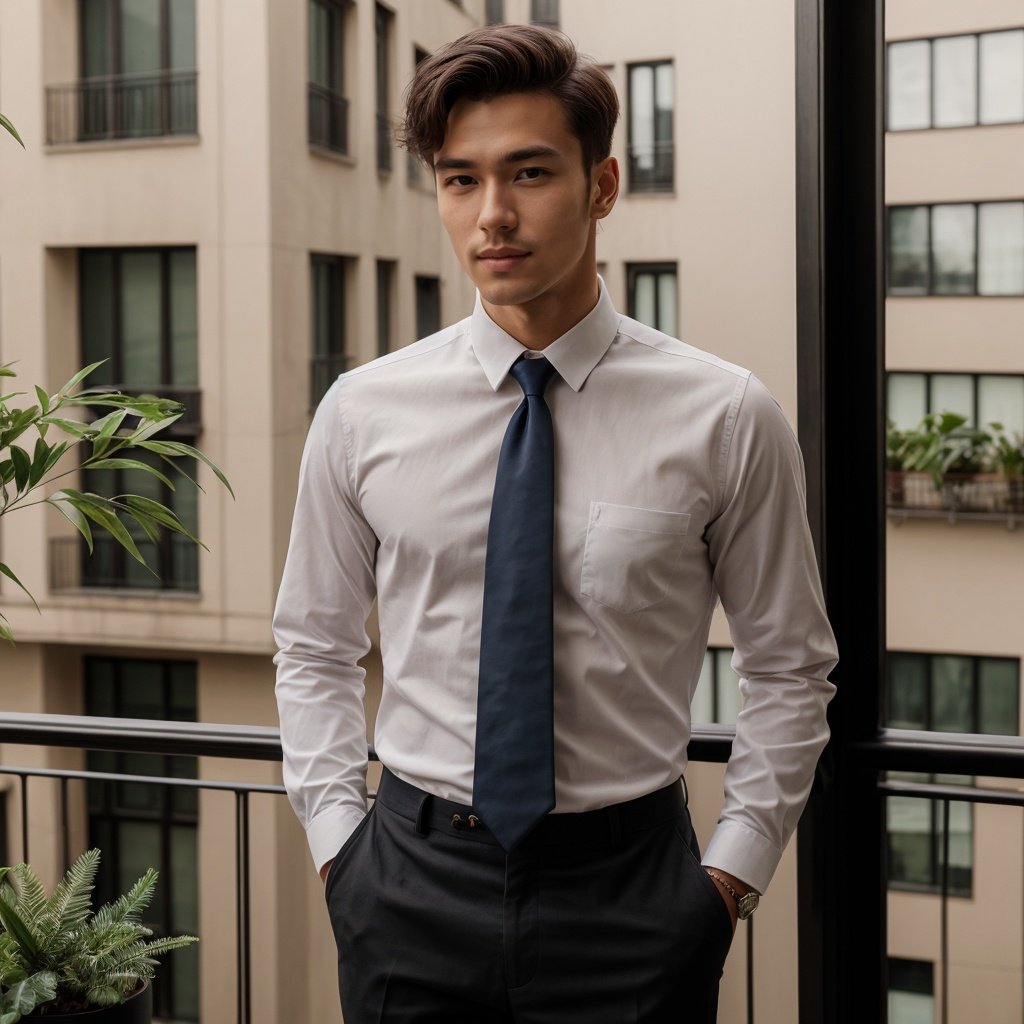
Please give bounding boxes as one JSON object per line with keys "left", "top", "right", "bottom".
{"left": 433, "top": 146, "right": 563, "bottom": 171}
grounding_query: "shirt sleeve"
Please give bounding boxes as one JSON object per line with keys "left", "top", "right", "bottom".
{"left": 273, "top": 378, "right": 378, "bottom": 873}
{"left": 700, "top": 374, "right": 839, "bottom": 895}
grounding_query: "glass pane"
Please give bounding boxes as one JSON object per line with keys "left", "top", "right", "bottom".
{"left": 311, "top": 259, "right": 330, "bottom": 357}
{"left": 888, "top": 40, "right": 931, "bottom": 130}
{"left": 931, "top": 204, "right": 975, "bottom": 295}
{"left": 888, "top": 990, "right": 934, "bottom": 1024}
{"left": 633, "top": 272, "right": 655, "bottom": 326}
{"left": 81, "top": 0, "right": 113, "bottom": 78}
{"left": 715, "top": 648, "right": 742, "bottom": 725}
{"left": 170, "top": 250, "right": 198, "bottom": 386}
{"left": 121, "top": 251, "right": 163, "bottom": 384}
{"left": 168, "top": 0, "right": 196, "bottom": 70}
{"left": 933, "top": 35, "right": 977, "bottom": 128}
{"left": 888, "top": 653, "right": 927, "bottom": 728}
{"left": 930, "top": 374, "right": 974, "bottom": 423}
{"left": 117, "top": 820, "right": 163, "bottom": 902}
{"left": 657, "top": 272, "right": 677, "bottom": 337}
{"left": 978, "top": 659, "right": 1020, "bottom": 735}
{"left": 980, "top": 30, "right": 1024, "bottom": 124}
{"left": 119, "top": 0, "right": 161, "bottom": 74}
{"left": 978, "top": 375, "right": 1024, "bottom": 436}
{"left": 944, "top": 800, "right": 973, "bottom": 893}
{"left": 169, "top": 826, "right": 199, "bottom": 1019}
{"left": 977, "top": 202, "right": 1024, "bottom": 296}
{"left": 888, "top": 206, "right": 929, "bottom": 294}
{"left": 116, "top": 755, "right": 163, "bottom": 811}
{"left": 887, "top": 796, "right": 933, "bottom": 884}
{"left": 81, "top": 251, "right": 115, "bottom": 372}
{"left": 888, "top": 374, "right": 927, "bottom": 430}
{"left": 931, "top": 655, "right": 972, "bottom": 732}
{"left": 169, "top": 662, "right": 197, "bottom": 719}
{"left": 654, "top": 62, "right": 674, "bottom": 145}
{"left": 415, "top": 277, "right": 441, "bottom": 338}
{"left": 690, "top": 651, "right": 714, "bottom": 725}
{"left": 629, "top": 65, "right": 654, "bottom": 162}
{"left": 119, "top": 659, "right": 165, "bottom": 717}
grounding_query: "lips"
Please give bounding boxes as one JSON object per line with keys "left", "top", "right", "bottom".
{"left": 477, "top": 248, "right": 531, "bottom": 270}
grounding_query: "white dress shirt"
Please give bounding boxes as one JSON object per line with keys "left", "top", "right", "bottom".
{"left": 273, "top": 280, "right": 838, "bottom": 894}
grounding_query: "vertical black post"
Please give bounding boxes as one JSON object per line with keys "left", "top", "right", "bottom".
{"left": 20, "top": 774, "right": 29, "bottom": 863}
{"left": 795, "top": 1, "right": 886, "bottom": 1022}
{"left": 940, "top": 799, "right": 950, "bottom": 1024}
{"left": 235, "top": 790, "right": 251, "bottom": 1024}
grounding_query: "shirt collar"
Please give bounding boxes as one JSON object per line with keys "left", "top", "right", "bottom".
{"left": 470, "top": 276, "right": 621, "bottom": 393}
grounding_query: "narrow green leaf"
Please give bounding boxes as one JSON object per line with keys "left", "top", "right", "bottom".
{"left": 58, "top": 361, "right": 107, "bottom": 397}
{"left": 33, "top": 386, "right": 50, "bottom": 416}
{"left": 37, "top": 416, "right": 92, "bottom": 438}
{"left": 0, "top": 971, "right": 57, "bottom": 1016}
{"left": 47, "top": 491, "right": 95, "bottom": 553}
{"left": 122, "top": 495, "right": 202, "bottom": 546}
{"left": 0, "top": 563, "right": 40, "bottom": 614}
{"left": 84, "top": 458, "right": 175, "bottom": 490}
{"left": 9, "top": 446, "right": 30, "bottom": 493}
{"left": 28, "top": 437, "right": 51, "bottom": 488}
{"left": 138, "top": 440, "right": 234, "bottom": 498}
{"left": 0, "top": 112, "right": 25, "bottom": 148}
{"left": 0, "top": 895, "right": 41, "bottom": 961}
{"left": 128, "top": 411, "right": 183, "bottom": 443}
{"left": 70, "top": 495, "right": 153, "bottom": 572}
{"left": 124, "top": 508, "right": 161, "bottom": 544}
{"left": 41, "top": 440, "right": 71, "bottom": 477}
{"left": 0, "top": 612, "right": 13, "bottom": 645}
{"left": 0, "top": 366, "right": 17, "bottom": 378}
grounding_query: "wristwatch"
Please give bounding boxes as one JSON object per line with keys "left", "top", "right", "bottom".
{"left": 705, "top": 869, "right": 760, "bottom": 920}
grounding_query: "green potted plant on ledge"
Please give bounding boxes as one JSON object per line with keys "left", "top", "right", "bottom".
{"left": 0, "top": 849, "right": 197, "bottom": 1022}
{"left": 989, "top": 423, "right": 1024, "bottom": 514}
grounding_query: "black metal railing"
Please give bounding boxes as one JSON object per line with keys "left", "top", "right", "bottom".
{"left": 46, "top": 71, "right": 198, "bottom": 145}
{"left": 49, "top": 535, "right": 199, "bottom": 593}
{"left": 627, "top": 141, "right": 674, "bottom": 193}
{"left": 308, "top": 83, "right": 349, "bottom": 154}
{"left": 887, "top": 471, "right": 1024, "bottom": 527}
{"left": 0, "top": 715, "right": 758, "bottom": 1024}
{"left": 310, "top": 353, "right": 351, "bottom": 409}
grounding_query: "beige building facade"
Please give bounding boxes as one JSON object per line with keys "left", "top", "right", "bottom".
{"left": 0, "top": 0, "right": 1021, "bottom": 1021}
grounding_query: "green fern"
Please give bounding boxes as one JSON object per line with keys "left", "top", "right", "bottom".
{"left": 0, "top": 850, "right": 197, "bottom": 1020}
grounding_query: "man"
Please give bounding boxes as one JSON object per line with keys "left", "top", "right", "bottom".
{"left": 274, "top": 23, "right": 837, "bottom": 1023}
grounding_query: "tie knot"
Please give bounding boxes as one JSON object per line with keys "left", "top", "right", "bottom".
{"left": 509, "top": 355, "right": 557, "bottom": 397}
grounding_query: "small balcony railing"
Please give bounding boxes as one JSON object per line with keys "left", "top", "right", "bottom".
{"left": 50, "top": 535, "right": 199, "bottom": 594}
{"left": 46, "top": 71, "right": 198, "bottom": 145}
{"left": 310, "top": 353, "right": 351, "bottom": 409}
{"left": 886, "top": 470, "right": 1024, "bottom": 527}
{"left": 627, "top": 140, "right": 674, "bottom": 193}
{"left": 308, "top": 83, "right": 349, "bottom": 155}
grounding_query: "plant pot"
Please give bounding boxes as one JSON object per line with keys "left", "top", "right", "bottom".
{"left": 25, "top": 981, "right": 152, "bottom": 1023}
{"left": 1007, "top": 477, "right": 1024, "bottom": 514}
{"left": 886, "top": 469, "right": 905, "bottom": 507}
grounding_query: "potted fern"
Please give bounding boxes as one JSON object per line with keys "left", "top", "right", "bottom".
{"left": 0, "top": 849, "right": 196, "bottom": 1021}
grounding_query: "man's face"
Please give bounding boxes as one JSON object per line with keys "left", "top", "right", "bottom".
{"left": 433, "top": 91, "right": 615, "bottom": 323}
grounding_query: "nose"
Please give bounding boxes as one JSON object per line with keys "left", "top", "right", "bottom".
{"left": 477, "top": 180, "right": 517, "bottom": 234}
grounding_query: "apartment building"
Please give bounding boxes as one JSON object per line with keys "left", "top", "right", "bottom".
{"left": 0, "top": 0, "right": 1020, "bottom": 1021}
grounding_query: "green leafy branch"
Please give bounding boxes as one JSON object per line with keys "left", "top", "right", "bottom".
{"left": 0, "top": 361, "right": 233, "bottom": 642}
{"left": 0, "top": 113, "right": 24, "bottom": 148}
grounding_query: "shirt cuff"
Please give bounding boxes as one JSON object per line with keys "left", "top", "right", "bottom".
{"left": 701, "top": 819, "right": 782, "bottom": 895}
{"left": 306, "top": 802, "right": 369, "bottom": 875}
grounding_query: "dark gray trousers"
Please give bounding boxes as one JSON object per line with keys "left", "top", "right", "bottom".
{"left": 325, "top": 770, "right": 733, "bottom": 1023}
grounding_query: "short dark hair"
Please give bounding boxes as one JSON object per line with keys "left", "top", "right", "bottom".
{"left": 399, "top": 24, "right": 619, "bottom": 173}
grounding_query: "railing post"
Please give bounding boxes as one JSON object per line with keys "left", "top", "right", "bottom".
{"left": 235, "top": 790, "right": 251, "bottom": 1024}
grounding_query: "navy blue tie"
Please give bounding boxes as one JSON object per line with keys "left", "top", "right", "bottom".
{"left": 473, "top": 355, "right": 558, "bottom": 851}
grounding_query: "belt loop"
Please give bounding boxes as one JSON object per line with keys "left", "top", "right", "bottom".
{"left": 607, "top": 803, "right": 622, "bottom": 848}
{"left": 415, "top": 793, "right": 431, "bottom": 837}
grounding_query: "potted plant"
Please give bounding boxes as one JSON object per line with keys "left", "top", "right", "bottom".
{"left": 988, "top": 422, "right": 1024, "bottom": 514}
{"left": 886, "top": 421, "right": 907, "bottom": 507}
{"left": 0, "top": 849, "right": 197, "bottom": 1021}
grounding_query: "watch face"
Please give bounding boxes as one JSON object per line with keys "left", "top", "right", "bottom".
{"left": 737, "top": 892, "right": 759, "bottom": 920}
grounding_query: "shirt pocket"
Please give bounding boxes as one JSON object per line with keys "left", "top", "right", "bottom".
{"left": 579, "top": 501, "right": 691, "bottom": 614}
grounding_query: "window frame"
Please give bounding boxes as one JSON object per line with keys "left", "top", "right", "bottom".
{"left": 626, "top": 262, "right": 678, "bottom": 334}
{"left": 310, "top": 253, "right": 352, "bottom": 408}
{"left": 626, "top": 60, "right": 675, "bottom": 194}
{"left": 886, "top": 370, "right": 1024, "bottom": 433}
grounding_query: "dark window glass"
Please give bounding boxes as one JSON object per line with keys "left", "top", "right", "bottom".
{"left": 887, "top": 652, "right": 927, "bottom": 729}
{"left": 308, "top": 0, "right": 348, "bottom": 152}
{"left": 530, "top": 0, "right": 559, "bottom": 26}
{"left": 311, "top": 254, "right": 350, "bottom": 406}
{"left": 930, "top": 204, "right": 975, "bottom": 294}
{"left": 415, "top": 275, "right": 441, "bottom": 338}
{"left": 376, "top": 259, "right": 396, "bottom": 357}
{"left": 375, "top": 4, "right": 393, "bottom": 172}
{"left": 626, "top": 263, "right": 678, "bottom": 335}
{"left": 691, "top": 647, "right": 741, "bottom": 726}
{"left": 407, "top": 47, "right": 430, "bottom": 186}
{"left": 628, "top": 62, "right": 674, "bottom": 193}
{"left": 979, "top": 659, "right": 1020, "bottom": 735}
{"left": 888, "top": 958, "right": 934, "bottom": 1024}
{"left": 888, "top": 206, "right": 929, "bottom": 294}
{"left": 86, "top": 657, "right": 198, "bottom": 1022}
{"left": 485, "top": 0, "right": 504, "bottom": 25}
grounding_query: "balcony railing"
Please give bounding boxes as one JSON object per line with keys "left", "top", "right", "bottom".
{"left": 310, "top": 353, "right": 351, "bottom": 409}
{"left": 308, "top": 83, "right": 349, "bottom": 155}
{"left": 886, "top": 471, "right": 1024, "bottom": 527}
{"left": 46, "top": 71, "right": 198, "bottom": 145}
{"left": 50, "top": 535, "right": 199, "bottom": 594}
{"left": 627, "top": 141, "right": 674, "bottom": 193}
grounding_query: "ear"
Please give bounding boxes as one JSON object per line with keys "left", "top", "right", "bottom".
{"left": 590, "top": 156, "right": 620, "bottom": 221}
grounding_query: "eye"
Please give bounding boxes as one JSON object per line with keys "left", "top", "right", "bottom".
{"left": 516, "top": 167, "right": 547, "bottom": 181}
{"left": 444, "top": 174, "right": 476, "bottom": 188}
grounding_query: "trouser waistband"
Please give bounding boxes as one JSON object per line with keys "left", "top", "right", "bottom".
{"left": 375, "top": 768, "right": 687, "bottom": 849}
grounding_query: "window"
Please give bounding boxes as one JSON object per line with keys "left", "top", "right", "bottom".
{"left": 78, "top": 248, "right": 199, "bottom": 591}
{"left": 311, "top": 254, "right": 352, "bottom": 406}
{"left": 485, "top": 0, "right": 504, "bottom": 25}
{"left": 375, "top": 4, "right": 394, "bottom": 172}
{"left": 86, "top": 656, "right": 199, "bottom": 1022}
{"left": 407, "top": 47, "right": 430, "bottom": 186}
{"left": 377, "top": 259, "right": 396, "bottom": 357}
{"left": 887, "top": 372, "right": 1024, "bottom": 435}
{"left": 888, "top": 958, "right": 934, "bottom": 1024}
{"left": 627, "top": 263, "right": 678, "bottom": 335}
{"left": 415, "top": 275, "right": 441, "bottom": 338}
{"left": 887, "top": 29, "right": 1024, "bottom": 130}
{"left": 73, "top": 0, "right": 197, "bottom": 141}
{"left": 308, "top": 0, "right": 349, "bottom": 153}
{"left": 530, "top": 0, "right": 559, "bottom": 26}
{"left": 691, "top": 647, "right": 741, "bottom": 726}
{"left": 887, "top": 202, "right": 1024, "bottom": 296}
{"left": 886, "top": 772, "right": 973, "bottom": 896}
{"left": 628, "top": 62, "right": 674, "bottom": 192}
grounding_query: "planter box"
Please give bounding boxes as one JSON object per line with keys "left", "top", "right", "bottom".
{"left": 26, "top": 982, "right": 151, "bottom": 1023}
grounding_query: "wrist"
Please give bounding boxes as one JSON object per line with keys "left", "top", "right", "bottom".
{"left": 704, "top": 867, "right": 760, "bottom": 920}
